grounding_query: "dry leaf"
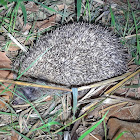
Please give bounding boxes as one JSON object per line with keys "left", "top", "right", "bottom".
{"left": 7, "top": 42, "right": 20, "bottom": 52}
{"left": 84, "top": 134, "right": 102, "bottom": 140}
{"left": 18, "top": 17, "right": 24, "bottom": 27}
{"left": 5, "top": 42, "right": 20, "bottom": 58}
{"left": 44, "top": 95, "right": 53, "bottom": 102}
{"left": 22, "top": 23, "right": 32, "bottom": 32}
{"left": 35, "top": 15, "right": 56, "bottom": 31}
{"left": 57, "top": 4, "right": 65, "bottom": 10}
{"left": 0, "top": 35, "right": 5, "bottom": 42}
{"left": 108, "top": 118, "right": 140, "bottom": 140}
{"left": 0, "top": 52, "right": 14, "bottom": 108}
{"left": 128, "top": 64, "right": 138, "bottom": 72}
{"left": 25, "top": 1, "right": 39, "bottom": 12}
{"left": 11, "top": 130, "right": 19, "bottom": 140}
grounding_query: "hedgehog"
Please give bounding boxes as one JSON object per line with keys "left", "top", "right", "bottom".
{"left": 13, "top": 22, "right": 129, "bottom": 104}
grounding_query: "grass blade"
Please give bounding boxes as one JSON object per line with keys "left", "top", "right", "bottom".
{"left": 110, "top": 6, "right": 116, "bottom": 28}
{"left": 20, "top": 2, "right": 27, "bottom": 25}
{"left": 78, "top": 110, "right": 109, "bottom": 140}
{"left": 33, "top": 0, "right": 57, "bottom": 13}
{"left": 115, "top": 131, "right": 129, "bottom": 140}
{"left": 0, "top": 0, "right": 7, "bottom": 7}
{"left": 77, "top": 0, "right": 82, "bottom": 21}
{"left": 10, "top": 127, "right": 31, "bottom": 140}
{"left": 87, "top": 0, "right": 91, "bottom": 21}
{"left": 72, "top": 88, "right": 78, "bottom": 119}
{"left": 0, "top": 111, "right": 17, "bottom": 116}
{"left": 31, "top": 121, "right": 63, "bottom": 132}
{"left": 127, "top": 0, "right": 140, "bottom": 64}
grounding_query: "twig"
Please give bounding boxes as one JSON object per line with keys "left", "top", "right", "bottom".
{"left": 105, "top": 69, "right": 140, "bottom": 95}
{"left": 121, "top": 33, "right": 140, "bottom": 39}
{"left": 78, "top": 72, "right": 132, "bottom": 91}
{"left": 1, "top": 26, "right": 27, "bottom": 52}
{"left": 95, "top": 11, "right": 109, "bottom": 22}
{"left": 79, "top": 86, "right": 106, "bottom": 102}
{"left": 93, "top": 0, "right": 104, "bottom": 5}
{"left": 99, "top": 102, "right": 128, "bottom": 114}
{"left": 0, "top": 72, "right": 133, "bottom": 92}
{"left": 107, "top": 95, "right": 140, "bottom": 104}
{"left": 26, "top": 102, "right": 55, "bottom": 137}
{"left": 0, "top": 78, "right": 71, "bottom": 92}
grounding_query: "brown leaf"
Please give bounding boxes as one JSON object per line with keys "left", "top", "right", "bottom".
{"left": 35, "top": 15, "right": 56, "bottom": 31}
{"left": 18, "top": 17, "right": 24, "bottom": 27}
{"left": 102, "top": 103, "right": 134, "bottom": 120}
{"left": 128, "top": 64, "right": 138, "bottom": 72}
{"left": 0, "top": 52, "right": 12, "bottom": 68}
{"left": 57, "top": 4, "right": 65, "bottom": 10}
{"left": 84, "top": 134, "right": 102, "bottom": 140}
{"left": 108, "top": 118, "right": 140, "bottom": 140}
{"left": 22, "top": 23, "right": 32, "bottom": 32}
{"left": 0, "top": 35, "right": 5, "bottom": 41}
{"left": 5, "top": 42, "right": 20, "bottom": 58}
{"left": 44, "top": 95, "right": 53, "bottom": 102}
{"left": 7, "top": 42, "right": 20, "bottom": 52}
{"left": 25, "top": 1, "right": 39, "bottom": 12}
{"left": 0, "top": 52, "right": 14, "bottom": 108}
{"left": 11, "top": 130, "right": 19, "bottom": 140}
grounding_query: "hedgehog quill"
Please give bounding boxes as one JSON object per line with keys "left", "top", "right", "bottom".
{"left": 13, "top": 23, "right": 129, "bottom": 104}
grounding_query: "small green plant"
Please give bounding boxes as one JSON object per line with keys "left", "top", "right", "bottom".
{"left": 0, "top": 0, "right": 59, "bottom": 27}
{"left": 110, "top": 0, "right": 140, "bottom": 65}
{"left": 78, "top": 110, "right": 109, "bottom": 140}
{"left": 115, "top": 131, "right": 136, "bottom": 140}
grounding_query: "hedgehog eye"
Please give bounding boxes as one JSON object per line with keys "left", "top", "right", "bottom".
{"left": 28, "top": 87, "right": 35, "bottom": 92}
{"left": 24, "top": 87, "right": 35, "bottom": 93}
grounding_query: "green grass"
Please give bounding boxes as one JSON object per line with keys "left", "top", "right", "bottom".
{"left": 110, "top": 0, "right": 140, "bottom": 64}
{"left": 78, "top": 110, "right": 109, "bottom": 140}
{"left": 0, "top": 0, "right": 139, "bottom": 139}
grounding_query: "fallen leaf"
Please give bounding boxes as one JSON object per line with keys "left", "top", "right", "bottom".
{"left": 84, "top": 134, "right": 102, "bottom": 140}
{"left": 7, "top": 42, "right": 20, "bottom": 52}
{"left": 22, "top": 23, "right": 32, "bottom": 32}
{"left": 0, "top": 52, "right": 14, "bottom": 108}
{"left": 101, "top": 103, "right": 134, "bottom": 120}
{"left": 25, "top": 1, "right": 39, "bottom": 12}
{"left": 57, "top": 4, "right": 65, "bottom": 10}
{"left": 35, "top": 15, "right": 56, "bottom": 31}
{"left": 44, "top": 95, "right": 53, "bottom": 102}
{"left": 18, "top": 17, "right": 24, "bottom": 27}
{"left": 0, "top": 35, "right": 5, "bottom": 42}
{"left": 128, "top": 64, "right": 138, "bottom": 72}
{"left": 11, "top": 130, "right": 19, "bottom": 140}
{"left": 108, "top": 118, "right": 140, "bottom": 140}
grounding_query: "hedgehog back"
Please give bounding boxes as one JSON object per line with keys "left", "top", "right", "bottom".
{"left": 15, "top": 23, "right": 128, "bottom": 87}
